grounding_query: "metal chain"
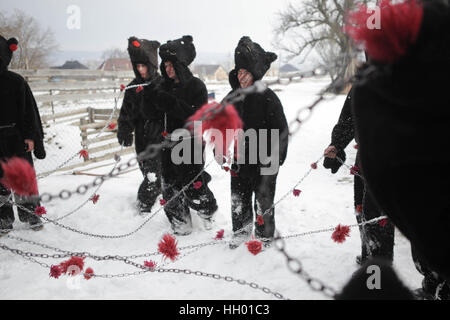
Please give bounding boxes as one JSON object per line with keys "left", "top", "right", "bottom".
{"left": 0, "top": 239, "right": 287, "bottom": 300}
{"left": 2, "top": 214, "right": 385, "bottom": 261}
{"left": 2, "top": 160, "right": 214, "bottom": 238}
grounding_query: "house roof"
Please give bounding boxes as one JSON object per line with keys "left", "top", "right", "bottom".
{"left": 279, "top": 63, "right": 299, "bottom": 73}
{"left": 98, "top": 58, "right": 133, "bottom": 71}
{"left": 52, "top": 60, "right": 88, "bottom": 70}
{"left": 193, "top": 64, "right": 223, "bottom": 76}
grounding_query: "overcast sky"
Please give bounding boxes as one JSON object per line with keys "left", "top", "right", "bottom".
{"left": 1, "top": 0, "right": 292, "bottom": 56}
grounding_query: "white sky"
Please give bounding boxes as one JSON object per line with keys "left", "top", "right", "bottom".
{"left": 0, "top": 0, "right": 292, "bottom": 55}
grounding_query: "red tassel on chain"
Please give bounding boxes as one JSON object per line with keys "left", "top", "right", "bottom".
{"left": 214, "top": 229, "right": 225, "bottom": 240}
{"left": 158, "top": 234, "right": 179, "bottom": 261}
{"left": 246, "top": 240, "right": 263, "bottom": 255}
{"left": 79, "top": 149, "right": 89, "bottom": 160}
{"left": 256, "top": 215, "right": 264, "bottom": 226}
{"left": 35, "top": 206, "right": 47, "bottom": 216}
{"left": 90, "top": 194, "right": 100, "bottom": 204}
{"left": 84, "top": 267, "right": 94, "bottom": 280}
{"left": 332, "top": 224, "right": 351, "bottom": 243}
{"left": 0, "top": 157, "right": 38, "bottom": 196}
{"left": 49, "top": 265, "right": 62, "bottom": 279}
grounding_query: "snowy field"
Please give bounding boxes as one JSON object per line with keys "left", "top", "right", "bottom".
{"left": 0, "top": 77, "right": 422, "bottom": 300}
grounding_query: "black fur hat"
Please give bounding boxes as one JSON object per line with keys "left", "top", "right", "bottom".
{"left": 159, "top": 35, "right": 196, "bottom": 66}
{"left": 0, "top": 35, "right": 18, "bottom": 71}
{"left": 234, "top": 36, "right": 277, "bottom": 81}
{"left": 127, "top": 37, "right": 160, "bottom": 79}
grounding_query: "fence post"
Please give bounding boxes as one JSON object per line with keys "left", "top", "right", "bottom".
{"left": 80, "top": 117, "right": 89, "bottom": 161}
{"left": 49, "top": 89, "right": 56, "bottom": 124}
{"left": 87, "top": 107, "right": 94, "bottom": 124}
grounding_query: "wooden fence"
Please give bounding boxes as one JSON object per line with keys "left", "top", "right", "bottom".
{"left": 11, "top": 69, "right": 136, "bottom": 174}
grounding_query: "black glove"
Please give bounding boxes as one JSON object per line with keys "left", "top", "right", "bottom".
{"left": 33, "top": 139, "right": 46, "bottom": 159}
{"left": 117, "top": 131, "right": 133, "bottom": 147}
{"left": 323, "top": 149, "right": 346, "bottom": 174}
{"left": 155, "top": 90, "right": 177, "bottom": 112}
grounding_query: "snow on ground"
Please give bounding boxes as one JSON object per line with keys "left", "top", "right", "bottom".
{"left": 0, "top": 78, "right": 422, "bottom": 300}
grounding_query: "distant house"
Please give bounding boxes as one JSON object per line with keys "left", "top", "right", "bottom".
{"left": 279, "top": 64, "right": 299, "bottom": 77}
{"left": 52, "top": 60, "right": 88, "bottom": 69}
{"left": 98, "top": 58, "right": 133, "bottom": 72}
{"left": 193, "top": 64, "right": 228, "bottom": 81}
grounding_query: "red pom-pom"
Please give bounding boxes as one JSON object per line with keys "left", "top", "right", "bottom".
{"left": 311, "top": 162, "right": 318, "bottom": 170}
{"left": 193, "top": 181, "right": 202, "bottom": 190}
{"left": 160, "top": 199, "right": 167, "bottom": 206}
{"left": 35, "top": 206, "right": 47, "bottom": 216}
{"left": 108, "top": 122, "right": 117, "bottom": 130}
{"left": 0, "top": 157, "right": 38, "bottom": 196}
{"left": 84, "top": 267, "right": 94, "bottom": 280}
{"left": 9, "top": 44, "right": 18, "bottom": 52}
{"left": 79, "top": 149, "right": 89, "bottom": 160}
{"left": 136, "top": 85, "right": 143, "bottom": 93}
{"left": 293, "top": 189, "right": 301, "bottom": 197}
{"left": 379, "top": 218, "right": 388, "bottom": 227}
{"left": 49, "top": 265, "right": 62, "bottom": 279}
{"left": 90, "top": 194, "right": 100, "bottom": 204}
{"left": 223, "top": 166, "right": 230, "bottom": 172}
{"left": 214, "top": 229, "right": 225, "bottom": 240}
{"left": 345, "top": 0, "right": 424, "bottom": 63}
{"left": 354, "top": 144, "right": 359, "bottom": 150}
{"left": 59, "top": 256, "right": 85, "bottom": 275}
{"left": 120, "top": 84, "right": 126, "bottom": 92}
{"left": 332, "top": 224, "right": 351, "bottom": 243}
{"left": 144, "top": 260, "right": 157, "bottom": 270}
{"left": 356, "top": 204, "right": 363, "bottom": 214}
{"left": 350, "top": 165, "right": 360, "bottom": 175}
{"left": 246, "top": 240, "right": 263, "bottom": 255}
{"left": 161, "top": 131, "right": 169, "bottom": 137}
{"left": 256, "top": 215, "right": 264, "bottom": 226}
{"left": 158, "top": 234, "right": 179, "bottom": 261}
{"left": 188, "top": 102, "right": 243, "bottom": 157}
{"left": 132, "top": 40, "right": 141, "bottom": 47}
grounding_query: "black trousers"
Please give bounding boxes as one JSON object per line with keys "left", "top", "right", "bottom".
{"left": 137, "top": 156, "right": 162, "bottom": 208}
{"left": 231, "top": 171, "right": 278, "bottom": 239}
{"left": 162, "top": 171, "right": 217, "bottom": 234}
{"left": 354, "top": 173, "right": 395, "bottom": 262}
{"left": 412, "top": 246, "right": 450, "bottom": 299}
{"left": 0, "top": 153, "right": 40, "bottom": 227}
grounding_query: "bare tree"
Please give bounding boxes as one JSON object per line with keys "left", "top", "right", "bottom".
{"left": 0, "top": 9, "right": 58, "bottom": 69}
{"left": 101, "top": 47, "right": 128, "bottom": 60}
{"left": 274, "top": 0, "right": 372, "bottom": 90}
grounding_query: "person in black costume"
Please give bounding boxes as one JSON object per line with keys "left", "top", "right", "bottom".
{"left": 141, "top": 35, "right": 217, "bottom": 235}
{"left": 117, "top": 37, "right": 162, "bottom": 214}
{"left": 225, "top": 37, "right": 289, "bottom": 249}
{"left": 0, "top": 35, "right": 46, "bottom": 232}
{"left": 323, "top": 88, "right": 395, "bottom": 265}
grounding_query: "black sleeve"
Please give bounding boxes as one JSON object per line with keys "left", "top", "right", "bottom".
{"left": 330, "top": 89, "right": 355, "bottom": 151}
{"left": 24, "top": 82, "right": 46, "bottom": 159}
{"left": 266, "top": 90, "right": 289, "bottom": 165}
{"left": 141, "top": 81, "right": 164, "bottom": 120}
{"left": 17, "top": 79, "right": 34, "bottom": 140}
{"left": 117, "top": 90, "right": 137, "bottom": 138}
{"left": 166, "top": 78, "right": 208, "bottom": 120}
